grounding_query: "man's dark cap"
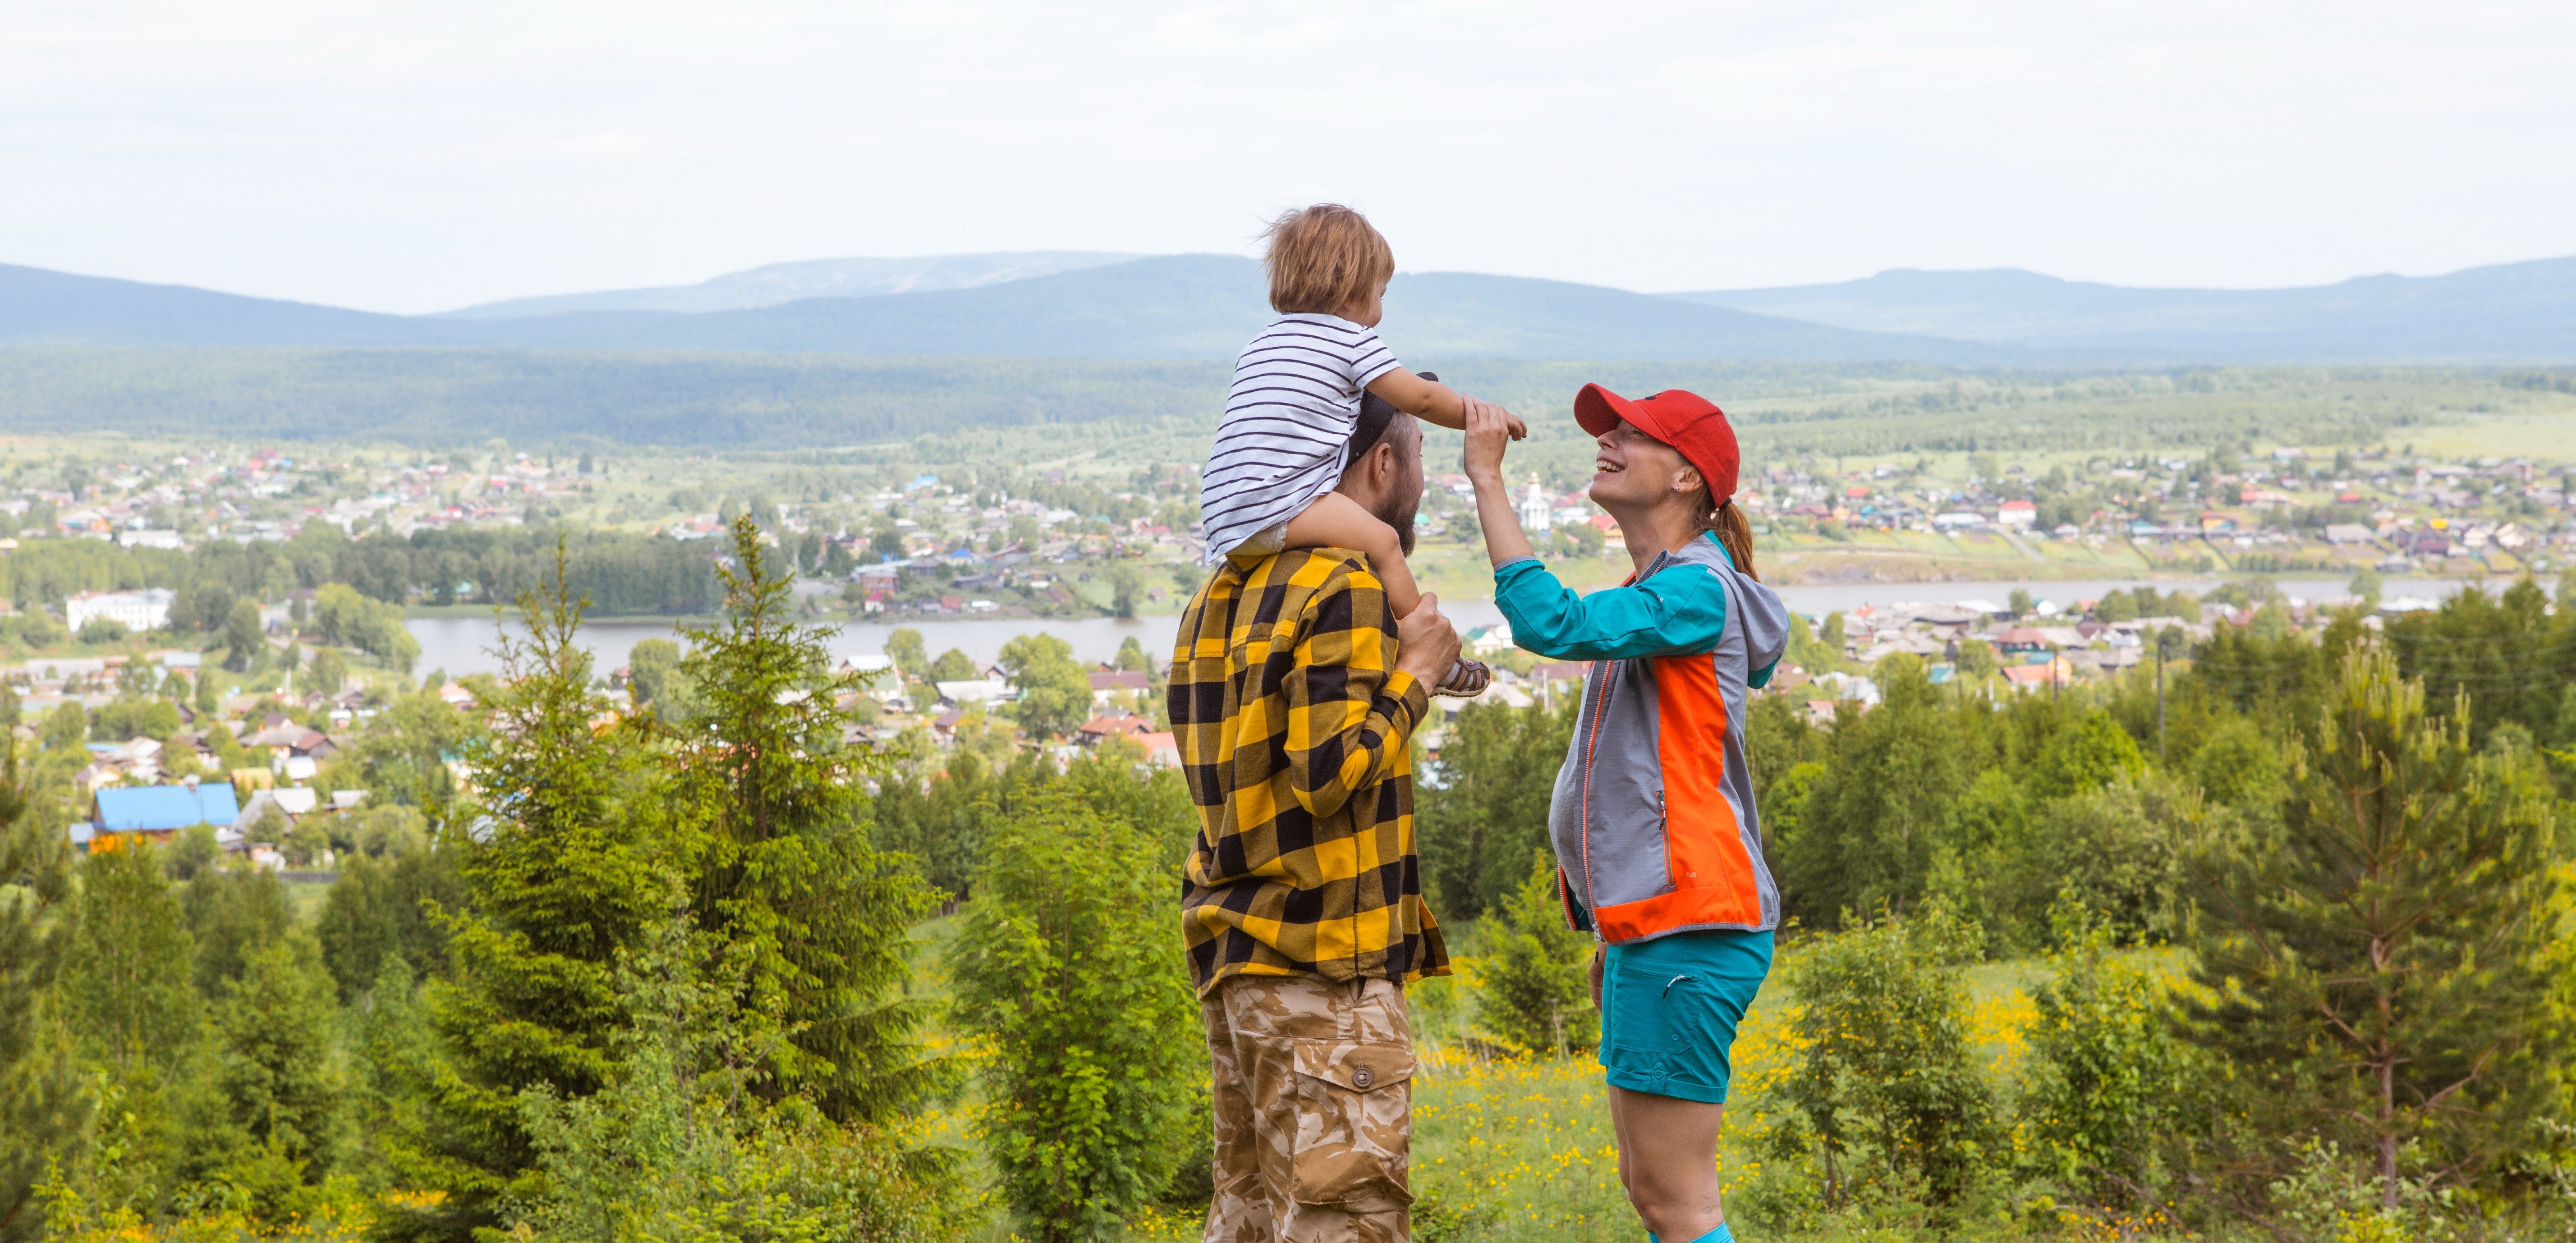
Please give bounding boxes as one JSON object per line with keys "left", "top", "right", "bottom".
{"left": 1347, "top": 371, "right": 1430, "bottom": 466}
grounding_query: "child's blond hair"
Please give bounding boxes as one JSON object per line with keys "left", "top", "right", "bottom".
{"left": 1260, "top": 204, "right": 1395, "bottom": 316}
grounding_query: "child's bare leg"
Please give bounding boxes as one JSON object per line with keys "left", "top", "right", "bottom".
{"left": 1281, "top": 492, "right": 1421, "bottom": 616}
{"left": 1282, "top": 493, "right": 1486, "bottom": 696}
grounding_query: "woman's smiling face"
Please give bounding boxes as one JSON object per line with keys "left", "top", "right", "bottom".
{"left": 1588, "top": 418, "right": 1699, "bottom": 513}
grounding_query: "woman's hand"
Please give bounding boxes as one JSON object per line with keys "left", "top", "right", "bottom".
{"left": 1464, "top": 396, "right": 1537, "bottom": 568}
{"left": 1461, "top": 397, "right": 1517, "bottom": 485}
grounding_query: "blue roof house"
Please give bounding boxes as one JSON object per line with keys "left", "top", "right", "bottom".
{"left": 86, "top": 783, "right": 240, "bottom": 852}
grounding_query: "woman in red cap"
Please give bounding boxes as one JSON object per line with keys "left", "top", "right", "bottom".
{"left": 1460, "top": 386, "right": 1789, "bottom": 1243}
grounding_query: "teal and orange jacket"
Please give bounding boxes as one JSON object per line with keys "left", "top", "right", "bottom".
{"left": 1494, "top": 532, "right": 1788, "bottom": 945}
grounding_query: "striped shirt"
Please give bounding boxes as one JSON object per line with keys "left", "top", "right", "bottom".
{"left": 1198, "top": 313, "right": 1404, "bottom": 564}
{"left": 1169, "top": 547, "right": 1449, "bottom": 994}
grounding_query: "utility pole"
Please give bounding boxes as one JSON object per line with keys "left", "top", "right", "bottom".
{"left": 2155, "top": 632, "right": 2167, "bottom": 761}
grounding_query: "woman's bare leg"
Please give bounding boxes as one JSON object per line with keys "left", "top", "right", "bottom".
{"left": 1607, "top": 1086, "right": 1727, "bottom": 1240}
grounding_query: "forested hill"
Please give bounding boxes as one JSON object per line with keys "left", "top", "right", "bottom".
{"left": 0, "top": 350, "right": 2546, "bottom": 450}
{"left": 0, "top": 263, "right": 457, "bottom": 348}
{"left": 0, "top": 256, "right": 2001, "bottom": 363}
{"left": 0, "top": 349, "right": 1240, "bottom": 446}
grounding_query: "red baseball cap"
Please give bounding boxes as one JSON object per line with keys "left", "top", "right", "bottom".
{"left": 1573, "top": 384, "right": 1740, "bottom": 502}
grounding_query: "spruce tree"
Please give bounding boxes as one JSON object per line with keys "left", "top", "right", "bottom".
{"left": 51, "top": 845, "right": 204, "bottom": 1220}
{"left": 314, "top": 845, "right": 462, "bottom": 1002}
{"left": 201, "top": 932, "right": 348, "bottom": 1211}
{"left": 405, "top": 546, "right": 670, "bottom": 1239}
{"left": 2180, "top": 647, "right": 2562, "bottom": 1208}
{"left": 674, "top": 516, "right": 946, "bottom": 1123}
{"left": 180, "top": 864, "right": 293, "bottom": 998}
{"left": 0, "top": 750, "right": 77, "bottom": 1240}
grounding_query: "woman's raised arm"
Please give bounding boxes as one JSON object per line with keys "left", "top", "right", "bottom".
{"left": 1462, "top": 398, "right": 1536, "bottom": 568}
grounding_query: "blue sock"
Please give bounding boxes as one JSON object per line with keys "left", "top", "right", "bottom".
{"left": 1649, "top": 1225, "right": 1733, "bottom": 1243}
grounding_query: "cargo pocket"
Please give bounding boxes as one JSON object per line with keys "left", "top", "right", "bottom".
{"left": 1286, "top": 1038, "right": 1417, "bottom": 1209}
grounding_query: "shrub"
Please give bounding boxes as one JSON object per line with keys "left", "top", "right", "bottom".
{"left": 1989, "top": 772, "right": 2195, "bottom": 948}
{"left": 1779, "top": 907, "right": 1998, "bottom": 1211}
{"left": 2016, "top": 899, "right": 2194, "bottom": 1211}
{"left": 311, "top": 584, "right": 420, "bottom": 672}
{"left": 947, "top": 788, "right": 1199, "bottom": 1242}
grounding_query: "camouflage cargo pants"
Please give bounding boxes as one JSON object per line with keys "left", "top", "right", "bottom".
{"left": 1201, "top": 974, "right": 1417, "bottom": 1243}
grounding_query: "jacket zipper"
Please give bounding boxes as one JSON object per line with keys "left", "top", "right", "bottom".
{"left": 1576, "top": 659, "right": 1612, "bottom": 917}
{"left": 1576, "top": 550, "right": 1668, "bottom": 926}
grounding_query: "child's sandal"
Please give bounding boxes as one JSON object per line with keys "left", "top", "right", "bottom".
{"left": 1433, "top": 659, "right": 1491, "bottom": 698}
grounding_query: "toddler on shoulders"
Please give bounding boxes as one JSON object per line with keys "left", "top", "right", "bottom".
{"left": 1199, "top": 203, "right": 1523, "bottom": 696}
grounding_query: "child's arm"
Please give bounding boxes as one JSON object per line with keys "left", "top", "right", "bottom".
{"left": 1367, "top": 370, "right": 1528, "bottom": 439}
{"left": 1282, "top": 491, "right": 1422, "bottom": 617}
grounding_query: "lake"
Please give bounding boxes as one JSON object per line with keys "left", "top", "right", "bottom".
{"left": 405, "top": 575, "right": 2514, "bottom": 678}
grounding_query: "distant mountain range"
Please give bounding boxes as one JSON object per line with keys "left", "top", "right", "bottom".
{"left": 0, "top": 257, "right": 2007, "bottom": 363}
{"left": 3, "top": 251, "right": 2572, "bottom": 363}
{"left": 442, "top": 251, "right": 1143, "bottom": 317}
{"left": 1671, "top": 256, "right": 2576, "bottom": 362}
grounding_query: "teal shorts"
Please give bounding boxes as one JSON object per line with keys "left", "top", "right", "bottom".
{"left": 1597, "top": 928, "right": 1774, "bottom": 1104}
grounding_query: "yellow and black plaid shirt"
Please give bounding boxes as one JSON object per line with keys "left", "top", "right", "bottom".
{"left": 1170, "top": 547, "right": 1450, "bottom": 995}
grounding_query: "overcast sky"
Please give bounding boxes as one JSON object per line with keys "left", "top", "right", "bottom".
{"left": 6, "top": 0, "right": 2571, "bottom": 314}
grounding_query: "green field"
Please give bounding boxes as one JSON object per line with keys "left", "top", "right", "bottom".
{"left": 899, "top": 911, "right": 2134, "bottom": 1243}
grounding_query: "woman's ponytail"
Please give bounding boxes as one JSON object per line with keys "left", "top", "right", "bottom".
{"left": 1680, "top": 479, "right": 1759, "bottom": 579}
{"left": 1708, "top": 497, "right": 1758, "bottom": 582}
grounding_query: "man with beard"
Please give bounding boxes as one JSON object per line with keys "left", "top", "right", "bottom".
{"left": 1169, "top": 385, "right": 1472, "bottom": 1242}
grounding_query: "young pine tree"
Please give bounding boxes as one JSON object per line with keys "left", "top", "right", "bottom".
{"left": 673, "top": 516, "right": 946, "bottom": 1124}
{"left": 947, "top": 787, "right": 1200, "bottom": 1243}
{"left": 512, "top": 915, "right": 967, "bottom": 1243}
{"left": 2180, "top": 647, "right": 2562, "bottom": 1210}
{"left": 1477, "top": 850, "right": 1597, "bottom": 1057}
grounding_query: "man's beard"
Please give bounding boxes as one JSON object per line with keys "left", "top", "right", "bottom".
{"left": 1374, "top": 495, "right": 1419, "bottom": 556}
